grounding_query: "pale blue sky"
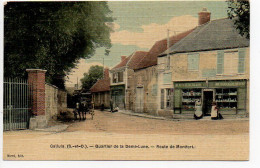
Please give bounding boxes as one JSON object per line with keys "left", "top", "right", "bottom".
{"left": 86, "top": 1, "right": 229, "bottom": 68}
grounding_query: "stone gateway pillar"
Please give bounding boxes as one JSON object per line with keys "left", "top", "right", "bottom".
{"left": 26, "top": 69, "right": 47, "bottom": 129}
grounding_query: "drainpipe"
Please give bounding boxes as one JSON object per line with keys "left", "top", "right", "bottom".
{"left": 125, "top": 51, "right": 136, "bottom": 110}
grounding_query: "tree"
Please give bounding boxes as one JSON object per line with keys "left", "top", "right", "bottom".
{"left": 4, "top": 2, "right": 113, "bottom": 89}
{"left": 80, "top": 65, "right": 104, "bottom": 91}
{"left": 227, "top": 0, "right": 250, "bottom": 39}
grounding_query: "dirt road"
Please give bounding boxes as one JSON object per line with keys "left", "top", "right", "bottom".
{"left": 67, "top": 110, "right": 249, "bottom": 135}
{"left": 3, "top": 110, "right": 249, "bottom": 160}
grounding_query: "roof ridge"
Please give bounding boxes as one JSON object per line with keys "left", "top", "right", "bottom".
{"left": 159, "top": 28, "right": 196, "bottom": 57}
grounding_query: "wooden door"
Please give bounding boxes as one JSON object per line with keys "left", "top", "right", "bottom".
{"left": 135, "top": 87, "right": 144, "bottom": 113}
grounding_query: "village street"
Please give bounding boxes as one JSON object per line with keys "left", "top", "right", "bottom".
{"left": 3, "top": 110, "right": 249, "bottom": 160}
{"left": 66, "top": 110, "right": 249, "bottom": 135}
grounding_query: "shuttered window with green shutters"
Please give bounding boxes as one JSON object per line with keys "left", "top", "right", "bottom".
{"left": 217, "top": 50, "right": 224, "bottom": 74}
{"left": 238, "top": 48, "right": 246, "bottom": 74}
{"left": 188, "top": 53, "right": 199, "bottom": 71}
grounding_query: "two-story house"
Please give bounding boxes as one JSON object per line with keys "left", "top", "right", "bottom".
{"left": 159, "top": 11, "right": 249, "bottom": 119}
{"left": 109, "top": 51, "right": 147, "bottom": 110}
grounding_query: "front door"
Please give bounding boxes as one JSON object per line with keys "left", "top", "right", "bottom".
{"left": 203, "top": 91, "right": 213, "bottom": 116}
{"left": 112, "top": 90, "right": 125, "bottom": 109}
{"left": 135, "top": 87, "right": 144, "bottom": 113}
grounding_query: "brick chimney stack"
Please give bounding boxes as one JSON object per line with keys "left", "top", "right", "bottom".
{"left": 121, "top": 56, "right": 127, "bottom": 62}
{"left": 198, "top": 8, "right": 211, "bottom": 25}
{"left": 104, "top": 68, "right": 109, "bottom": 79}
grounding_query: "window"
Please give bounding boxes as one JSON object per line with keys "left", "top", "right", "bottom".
{"left": 160, "top": 88, "right": 173, "bottom": 109}
{"left": 224, "top": 51, "right": 238, "bottom": 75}
{"left": 182, "top": 88, "right": 202, "bottom": 111}
{"left": 217, "top": 49, "right": 245, "bottom": 75}
{"left": 118, "top": 71, "right": 123, "bottom": 82}
{"left": 113, "top": 71, "right": 124, "bottom": 83}
{"left": 215, "top": 88, "right": 237, "bottom": 109}
{"left": 113, "top": 73, "right": 117, "bottom": 83}
{"left": 188, "top": 53, "right": 199, "bottom": 71}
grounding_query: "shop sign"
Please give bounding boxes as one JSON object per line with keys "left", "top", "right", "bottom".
{"left": 110, "top": 85, "right": 125, "bottom": 90}
{"left": 174, "top": 82, "right": 206, "bottom": 88}
{"left": 212, "top": 81, "right": 246, "bottom": 87}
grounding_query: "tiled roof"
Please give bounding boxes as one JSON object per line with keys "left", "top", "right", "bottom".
{"left": 161, "top": 18, "right": 249, "bottom": 55}
{"left": 90, "top": 78, "right": 110, "bottom": 93}
{"left": 112, "top": 51, "right": 148, "bottom": 70}
{"left": 127, "top": 51, "right": 148, "bottom": 69}
{"left": 111, "top": 55, "right": 132, "bottom": 70}
{"left": 134, "top": 28, "right": 195, "bottom": 70}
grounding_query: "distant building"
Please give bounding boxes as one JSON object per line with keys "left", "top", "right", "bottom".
{"left": 90, "top": 68, "right": 110, "bottom": 109}
{"left": 109, "top": 51, "right": 148, "bottom": 110}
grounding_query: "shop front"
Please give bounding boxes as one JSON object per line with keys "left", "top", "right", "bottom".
{"left": 173, "top": 80, "right": 248, "bottom": 118}
{"left": 110, "top": 85, "right": 125, "bottom": 110}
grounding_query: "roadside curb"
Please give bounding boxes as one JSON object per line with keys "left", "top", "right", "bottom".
{"left": 34, "top": 124, "right": 68, "bottom": 132}
{"left": 118, "top": 110, "right": 249, "bottom": 122}
{"left": 118, "top": 111, "right": 171, "bottom": 121}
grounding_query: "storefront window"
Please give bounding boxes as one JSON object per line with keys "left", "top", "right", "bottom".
{"left": 215, "top": 88, "right": 237, "bottom": 109}
{"left": 182, "top": 88, "right": 202, "bottom": 111}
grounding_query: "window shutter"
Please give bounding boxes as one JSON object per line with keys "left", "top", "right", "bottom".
{"left": 217, "top": 51, "right": 224, "bottom": 74}
{"left": 163, "top": 73, "right": 172, "bottom": 84}
{"left": 238, "top": 48, "right": 246, "bottom": 73}
{"left": 188, "top": 53, "right": 199, "bottom": 71}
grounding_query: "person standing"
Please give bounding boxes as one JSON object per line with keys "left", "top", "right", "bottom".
{"left": 110, "top": 98, "right": 114, "bottom": 112}
{"left": 211, "top": 101, "right": 219, "bottom": 120}
{"left": 194, "top": 99, "right": 203, "bottom": 120}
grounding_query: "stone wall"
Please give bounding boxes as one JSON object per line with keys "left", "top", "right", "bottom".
{"left": 45, "top": 83, "right": 67, "bottom": 120}
{"left": 129, "top": 66, "right": 159, "bottom": 115}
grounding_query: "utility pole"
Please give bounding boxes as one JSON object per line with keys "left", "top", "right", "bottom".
{"left": 103, "top": 57, "right": 105, "bottom": 79}
{"left": 167, "top": 29, "right": 170, "bottom": 69}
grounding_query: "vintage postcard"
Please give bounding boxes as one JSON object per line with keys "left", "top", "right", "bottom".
{"left": 2, "top": 0, "right": 250, "bottom": 161}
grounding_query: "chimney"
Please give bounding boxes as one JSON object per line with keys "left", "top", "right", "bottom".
{"left": 121, "top": 56, "right": 127, "bottom": 62}
{"left": 104, "top": 68, "right": 109, "bottom": 79}
{"left": 198, "top": 8, "right": 211, "bottom": 25}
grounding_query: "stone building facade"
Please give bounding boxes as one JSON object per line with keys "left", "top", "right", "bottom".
{"left": 158, "top": 17, "right": 249, "bottom": 119}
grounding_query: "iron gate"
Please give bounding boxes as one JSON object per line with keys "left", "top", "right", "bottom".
{"left": 3, "top": 78, "right": 32, "bottom": 131}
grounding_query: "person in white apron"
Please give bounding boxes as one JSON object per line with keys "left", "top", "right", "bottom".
{"left": 194, "top": 99, "right": 203, "bottom": 120}
{"left": 211, "top": 101, "right": 218, "bottom": 120}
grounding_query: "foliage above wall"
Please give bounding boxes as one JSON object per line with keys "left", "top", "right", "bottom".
{"left": 4, "top": 2, "right": 113, "bottom": 89}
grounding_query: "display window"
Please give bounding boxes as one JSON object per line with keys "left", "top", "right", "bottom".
{"left": 182, "top": 88, "right": 202, "bottom": 111}
{"left": 215, "top": 88, "right": 237, "bottom": 109}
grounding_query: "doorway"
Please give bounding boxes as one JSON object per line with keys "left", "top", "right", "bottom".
{"left": 203, "top": 91, "right": 213, "bottom": 116}
{"left": 135, "top": 87, "right": 144, "bottom": 113}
